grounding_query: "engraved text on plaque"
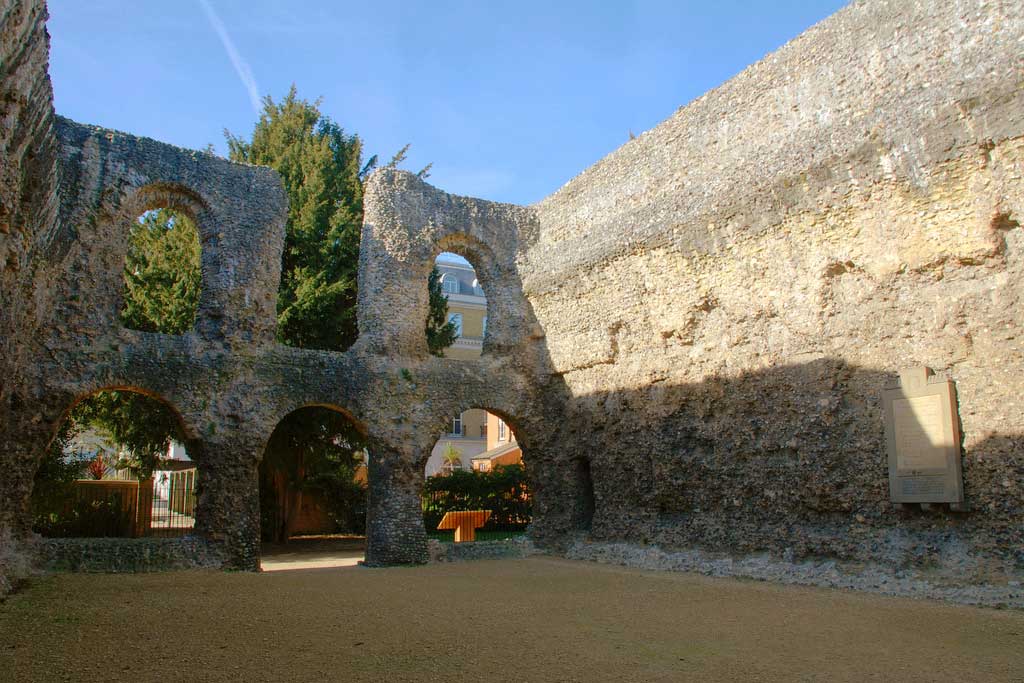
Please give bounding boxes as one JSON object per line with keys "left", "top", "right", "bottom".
{"left": 882, "top": 366, "right": 964, "bottom": 505}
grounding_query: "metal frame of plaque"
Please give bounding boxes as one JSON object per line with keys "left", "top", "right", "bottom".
{"left": 882, "top": 366, "right": 964, "bottom": 508}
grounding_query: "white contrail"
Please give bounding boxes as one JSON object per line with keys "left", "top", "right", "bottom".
{"left": 198, "top": 0, "right": 262, "bottom": 115}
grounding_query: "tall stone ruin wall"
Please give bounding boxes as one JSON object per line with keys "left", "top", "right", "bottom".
{"left": 0, "top": 0, "right": 567, "bottom": 578}
{"left": 525, "top": 0, "right": 1023, "bottom": 570}
{"left": 0, "top": 0, "right": 1021, "bottom": 588}
{"left": 0, "top": 0, "right": 61, "bottom": 595}
{"left": 0, "top": 0, "right": 60, "bottom": 428}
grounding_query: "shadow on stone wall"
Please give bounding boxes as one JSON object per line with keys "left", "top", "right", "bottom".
{"left": 551, "top": 356, "right": 1022, "bottom": 574}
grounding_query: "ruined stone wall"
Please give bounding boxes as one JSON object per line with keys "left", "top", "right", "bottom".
{"left": 0, "top": 27, "right": 572, "bottom": 572}
{"left": 0, "top": 0, "right": 60, "bottom": 595}
{"left": 2, "top": 0, "right": 1022, "bottom": 587}
{"left": 526, "top": 0, "right": 1024, "bottom": 573}
{"left": 0, "top": 0, "right": 58, "bottom": 288}
{"left": 0, "top": 0, "right": 60, "bottom": 445}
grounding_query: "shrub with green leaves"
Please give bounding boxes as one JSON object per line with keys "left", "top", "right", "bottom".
{"left": 422, "top": 464, "right": 531, "bottom": 532}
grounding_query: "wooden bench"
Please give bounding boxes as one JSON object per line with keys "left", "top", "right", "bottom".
{"left": 437, "top": 510, "right": 491, "bottom": 543}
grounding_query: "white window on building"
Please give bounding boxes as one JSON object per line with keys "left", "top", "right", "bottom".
{"left": 450, "top": 413, "right": 463, "bottom": 436}
{"left": 498, "top": 419, "right": 507, "bottom": 441}
{"left": 441, "top": 273, "right": 459, "bottom": 294}
{"left": 448, "top": 313, "right": 463, "bottom": 337}
{"left": 482, "top": 315, "right": 487, "bottom": 337}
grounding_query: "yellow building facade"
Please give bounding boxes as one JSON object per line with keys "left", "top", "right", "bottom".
{"left": 436, "top": 255, "right": 487, "bottom": 361}
{"left": 423, "top": 255, "right": 521, "bottom": 477}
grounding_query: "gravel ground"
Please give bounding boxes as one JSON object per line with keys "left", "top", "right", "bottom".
{"left": 2, "top": 558, "right": 1022, "bottom": 682}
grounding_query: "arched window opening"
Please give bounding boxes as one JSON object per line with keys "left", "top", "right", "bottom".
{"left": 441, "top": 273, "right": 459, "bottom": 294}
{"left": 31, "top": 389, "right": 196, "bottom": 538}
{"left": 259, "top": 406, "right": 368, "bottom": 571}
{"left": 427, "top": 252, "right": 487, "bottom": 358}
{"left": 423, "top": 408, "right": 530, "bottom": 544}
{"left": 121, "top": 208, "right": 201, "bottom": 334}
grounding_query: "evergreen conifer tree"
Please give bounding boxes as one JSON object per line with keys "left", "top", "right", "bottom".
{"left": 426, "top": 267, "right": 457, "bottom": 356}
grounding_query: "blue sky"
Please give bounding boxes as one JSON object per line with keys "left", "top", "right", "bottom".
{"left": 47, "top": 1, "right": 846, "bottom": 206}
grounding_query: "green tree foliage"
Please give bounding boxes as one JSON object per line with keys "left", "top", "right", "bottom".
{"left": 426, "top": 267, "right": 457, "bottom": 356}
{"left": 30, "top": 421, "right": 86, "bottom": 530}
{"left": 224, "top": 89, "right": 451, "bottom": 541}
{"left": 422, "top": 464, "right": 531, "bottom": 532}
{"left": 226, "top": 86, "right": 366, "bottom": 352}
{"left": 31, "top": 391, "right": 185, "bottom": 534}
{"left": 440, "top": 442, "right": 463, "bottom": 469}
{"left": 106, "top": 207, "right": 199, "bottom": 475}
{"left": 385, "top": 143, "right": 433, "bottom": 180}
{"left": 69, "top": 391, "right": 186, "bottom": 477}
{"left": 226, "top": 88, "right": 376, "bottom": 542}
{"left": 121, "top": 208, "right": 201, "bottom": 334}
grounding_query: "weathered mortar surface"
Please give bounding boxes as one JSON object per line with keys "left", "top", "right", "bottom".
{"left": 0, "top": 0, "right": 59, "bottom": 307}
{"left": 0, "top": 0, "right": 61, "bottom": 597}
{"left": 39, "top": 537, "right": 227, "bottom": 573}
{"left": 427, "top": 537, "right": 536, "bottom": 563}
{"left": 524, "top": 0, "right": 1024, "bottom": 574}
{"left": 567, "top": 541, "right": 1024, "bottom": 609}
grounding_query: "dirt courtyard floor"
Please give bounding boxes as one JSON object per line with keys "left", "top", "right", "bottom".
{"left": 1, "top": 557, "right": 1022, "bottom": 682}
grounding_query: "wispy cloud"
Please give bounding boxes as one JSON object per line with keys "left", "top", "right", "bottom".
{"left": 198, "top": 0, "right": 262, "bottom": 115}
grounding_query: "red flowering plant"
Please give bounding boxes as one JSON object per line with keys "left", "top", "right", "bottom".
{"left": 86, "top": 454, "right": 107, "bottom": 480}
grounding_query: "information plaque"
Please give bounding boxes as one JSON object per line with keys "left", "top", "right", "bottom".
{"left": 882, "top": 366, "right": 964, "bottom": 507}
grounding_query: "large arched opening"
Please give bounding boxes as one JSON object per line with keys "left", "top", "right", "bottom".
{"left": 117, "top": 187, "right": 203, "bottom": 335}
{"left": 30, "top": 388, "right": 197, "bottom": 539}
{"left": 258, "top": 405, "right": 369, "bottom": 571}
{"left": 422, "top": 407, "right": 531, "bottom": 544}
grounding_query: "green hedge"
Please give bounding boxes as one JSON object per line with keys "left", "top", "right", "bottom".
{"left": 423, "top": 464, "right": 531, "bottom": 532}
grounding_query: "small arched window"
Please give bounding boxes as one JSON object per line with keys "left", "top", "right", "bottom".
{"left": 122, "top": 208, "right": 200, "bottom": 334}
{"left": 441, "top": 458, "right": 463, "bottom": 474}
{"left": 441, "top": 273, "right": 459, "bottom": 294}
